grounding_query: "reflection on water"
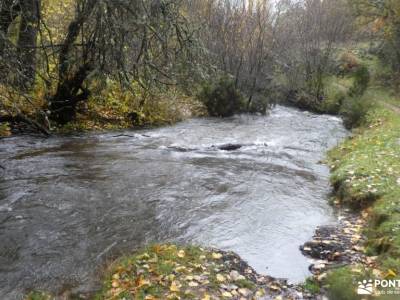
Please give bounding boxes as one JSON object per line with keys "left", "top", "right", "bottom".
{"left": 0, "top": 106, "right": 347, "bottom": 298}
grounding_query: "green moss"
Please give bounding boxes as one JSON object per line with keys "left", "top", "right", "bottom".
{"left": 234, "top": 278, "right": 256, "bottom": 290}
{"left": 303, "top": 277, "right": 320, "bottom": 294}
{"left": 25, "top": 291, "right": 52, "bottom": 300}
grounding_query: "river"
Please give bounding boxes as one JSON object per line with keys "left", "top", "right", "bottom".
{"left": 0, "top": 106, "right": 347, "bottom": 299}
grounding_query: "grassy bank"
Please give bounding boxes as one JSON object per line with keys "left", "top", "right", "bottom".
{"left": 95, "top": 245, "right": 263, "bottom": 300}
{"left": 27, "top": 244, "right": 302, "bottom": 300}
{"left": 322, "top": 91, "right": 400, "bottom": 298}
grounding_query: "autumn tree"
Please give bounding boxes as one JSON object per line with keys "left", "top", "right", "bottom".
{"left": 274, "top": 0, "right": 353, "bottom": 108}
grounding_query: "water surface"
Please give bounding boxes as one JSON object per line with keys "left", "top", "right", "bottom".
{"left": 0, "top": 106, "right": 347, "bottom": 299}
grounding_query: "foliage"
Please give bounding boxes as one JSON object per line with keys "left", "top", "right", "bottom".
{"left": 247, "top": 95, "right": 270, "bottom": 115}
{"left": 350, "top": 0, "right": 400, "bottom": 74}
{"left": 58, "top": 80, "right": 204, "bottom": 132}
{"left": 349, "top": 65, "right": 371, "bottom": 96}
{"left": 318, "top": 76, "right": 352, "bottom": 114}
{"left": 338, "top": 51, "right": 361, "bottom": 75}
{"left": 340, "top": 95, "right": 374, "bottom": 129}
{"left": 0, "top": 122, "right": 11, "bottom": 137}
{"left": 198, "top": 77, "right": 246, "bottom": 117}
{"left": 325, "top": 267, "right": 359, "bottom": 300}
{"left": 302, "top": 277, "right": 320, "bottom": 294}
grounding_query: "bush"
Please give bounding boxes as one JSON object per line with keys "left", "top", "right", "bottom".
{"left": 198, "top": 77, "right": 246, "bottom": 117}
{"left": 325, "top": 267, "right": 358, "bottom": 300}
{"left": 340, "top": 95, "right": 373, "bottom": 129}
{"left": 338, "top": 51, "right": 360, "bottom": 75}
{"left": 247, "top": 94, "right": 270, "bottom": 115}
{"left": 349, "top": 65, "right": 370, "bottom": 97}
{"left": 319, "top": 86, "right": 347, "bottom": 115}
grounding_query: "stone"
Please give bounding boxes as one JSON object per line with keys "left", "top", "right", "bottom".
{"left": 229, "top": 270, "right": 245, "bottom": 281}
{"left": 238, "top": 288, "right": 251, "bottom": 297}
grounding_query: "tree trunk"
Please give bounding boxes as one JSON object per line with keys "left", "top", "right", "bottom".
{"left": 49, "top": 0, "right": 97, "bottom": 124}
{"left": 17, "top": 0, "right": 40, "bottom": 88}
{"left": 49, "top": 63, "right": 92, "bottom": 124}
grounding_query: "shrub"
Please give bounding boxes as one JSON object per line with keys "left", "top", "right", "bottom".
{"left": 319, "top": 86, "right": 347, "bottom": 115}
{"left": 338, "top": 51, "right": 360, "bottom": 75}
{"left": 349, "top": 65, "right": 370, "bottom": 97}
{"left": 325, "top": 267, "right": 358, "bottom": 300}
{"left": 198, "top": 77, "right": 246, "bottom": 117}
{"left": 340, "top": 95, "right": 373, "bottom": 129}
{"left": 248, "top": 94, "right": 270, "bottom": 115}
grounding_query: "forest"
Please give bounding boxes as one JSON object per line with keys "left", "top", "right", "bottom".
{"left": 1, "top": 0, "right": 400, "bottom": 300}
{"left": 0, "top": 0, "right": 370, "bottom": 135}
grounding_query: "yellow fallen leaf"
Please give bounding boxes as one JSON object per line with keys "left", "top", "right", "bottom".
{"left": 201, "top": 294, "right": 211, "bottom": 300}
{"left": 216, "top": 274, "right": 225, "bottom": 282}
{"left": 111, "top": 280, "right": 119, "bottom": 288}
{"left": 167, "top": 274, "right": 176, "bottom": 281}
{"left": 175, "top": 266, "right": 187, "bottom": 272}
{"left": 221, "top": 291, "right": 232, "bottom": 298}
{"left": 145, "top": 296, "right": 156, "bottom": 300}
{"left": 386, "top": 269, "right": 397, "bottom": 278}
{"left": 185, "top": 275, "right": 194, "bottom": 281}
{"left": 188, "top": 281, "right": 199, "bottom": 287}
{"left": 212, "top": 252, "right": 223, "bottom": 259}
{"left": 170, "top": 280, "right": 181, "bottom": 292}
{"left": 137, "top": 253, "right": 150, "bottom": 260}
{"left": 137, "top": 277, "right": 151, "bottom": 288}
{"left": 177, "top": 250, "right": 185, "bottom": 258}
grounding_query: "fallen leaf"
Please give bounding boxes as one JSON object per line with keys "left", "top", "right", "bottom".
{"left": 212, "top": 252, "right": 223, "bottom": 259}
{"left": 201, "top": 294, "right": 211, "bottom": 300}
{"left": 386, "top": 269, "right": 397, "bottom": 278}
{"left": 170, "top": 281, "right": 181, "bottom": 292}
{"left": 216, "top": 274, "right": 226, "bottom": 282}
{"left": 221, "top": 291, "right": 232, "bottom": 298}
{"left": 188, "top": 281, "right": 199, "bottom": 287}
{"left": 177, "top": 250, "right": 185, "bottom": 258}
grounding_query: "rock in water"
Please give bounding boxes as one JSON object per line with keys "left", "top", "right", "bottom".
{"left": 217, "top": 144, "right": 243, "bottom": 151}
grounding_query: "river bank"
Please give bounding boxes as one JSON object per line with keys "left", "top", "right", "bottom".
{"left": 306, "top": 100, "right": 400, "bottom": 299}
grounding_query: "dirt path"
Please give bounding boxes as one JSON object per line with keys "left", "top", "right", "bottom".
{"left": 381, "top": 101, "right": 400, "bottom": 114}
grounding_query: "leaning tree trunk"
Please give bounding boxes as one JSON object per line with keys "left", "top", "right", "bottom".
{"left": 17, "top": 0, "right": 40, "bottom": 88}
{"left": 49, "top": 0, "right": 96, "bottom": 124}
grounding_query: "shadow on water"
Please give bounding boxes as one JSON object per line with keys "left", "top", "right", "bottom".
{"left": 0, "top": 106, "right": 347, "bottom": 298}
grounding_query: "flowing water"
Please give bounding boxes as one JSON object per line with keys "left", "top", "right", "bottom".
{"left": 0, "top": 106, "right": 347, "bottom": 299}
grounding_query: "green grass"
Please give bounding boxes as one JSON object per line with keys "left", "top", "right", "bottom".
{"left": 325, "top": 88, "right": 400, "bottom": 296}
{"left": 94, "top": 244, "right": 258, "bottom": 300}
{"left": 328, "top": 107, "right": 400, "bottom": 208}
{"left": 302, "top": 277, "right": 320, "bottom": 294}
{"left": 25, "top": 291, "right": 52, "bottom": 300}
